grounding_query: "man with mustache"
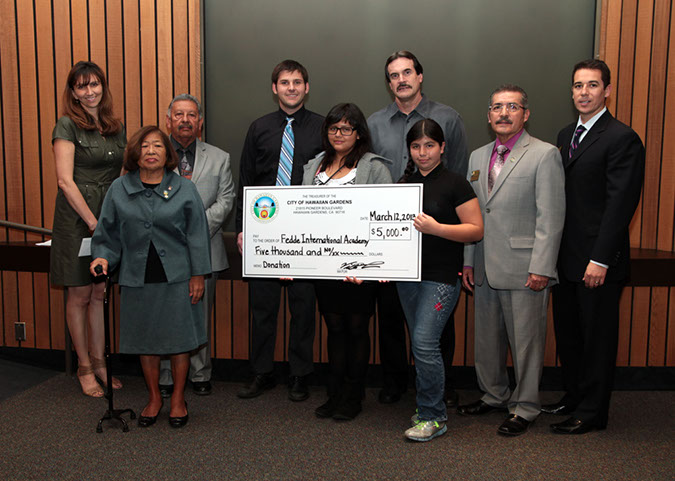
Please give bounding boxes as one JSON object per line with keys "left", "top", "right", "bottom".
{"left": 367, "top": 50, "right": 469, "bottom": 406}
{"left": 159, "top": 93, "right": 236, "bottom": 397}
{"left": 458, "top": 85, "right": 565, "bottom": 436}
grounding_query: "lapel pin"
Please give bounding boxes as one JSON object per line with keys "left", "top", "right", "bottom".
{"left": 163, "top": 190, "right": 169, "bottom": 198}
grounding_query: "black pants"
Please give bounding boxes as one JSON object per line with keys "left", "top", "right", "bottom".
{"left": 248, "top": 278, "right": 316, "bottom": 377}
{"left": 376, "top": 282, "right": 409, "bottom": 393}
{"left": 552, "top": 278, "right": 623, "bottom": 426}
{"left": 323, "top": 312, "right": 371, "bottom": 397}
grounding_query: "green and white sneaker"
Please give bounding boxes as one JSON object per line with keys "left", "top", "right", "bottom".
{"left": 405, "top": 420, "right": 447, "bottom": 442}
{"left": 410, "top": 410, "right": 420, "bottom": 426}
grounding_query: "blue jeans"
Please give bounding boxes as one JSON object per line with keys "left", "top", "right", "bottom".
{"left": 397, "top": 280, "right": 461, "bottom": 422}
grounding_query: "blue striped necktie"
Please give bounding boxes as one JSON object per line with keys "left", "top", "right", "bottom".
{"left": 276, "top": 117, "right": 295, "bottom": 186}
{"left": 569, "top": 125, "right": 585, "bottom": 159}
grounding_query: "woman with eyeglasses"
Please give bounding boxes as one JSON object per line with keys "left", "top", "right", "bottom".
{"left": 397, "top": 118, "right": 483, "bottom": 441}
{"left": 302, "top": 103, "right": 391, "bottom": 420}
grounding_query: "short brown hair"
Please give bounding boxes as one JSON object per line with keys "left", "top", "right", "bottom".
{"left": 271, "top": 59, "right": 309, "bottom": 84}
{"left": 61, "top": 61, "right": 121, "bottom": 136}
{"left": 123, "top": 126, "right": 179, "bottom": 172}
{"left": 384, "top": 50, "right": 423, "bottom": 82}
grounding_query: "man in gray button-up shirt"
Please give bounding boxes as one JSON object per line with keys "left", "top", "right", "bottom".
{"left": 368, "top": 50, "right": 469, "bottom": 181}
{"left": 367, "top": 50, "right": 468, "bottom": 407}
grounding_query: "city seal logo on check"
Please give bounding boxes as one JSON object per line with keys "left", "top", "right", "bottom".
{"left": 251, "top": 193, "right": 279, "bottom": 222}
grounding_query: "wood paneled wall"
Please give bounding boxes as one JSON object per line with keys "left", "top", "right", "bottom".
{"left": 594, "top": 0, "right": 675, "bottom": 367}
{"left": 0, "top": 0, "right": 673, "bottom": 369}
{"left": 0, "top": 0, "right": 202, "bottom": 350}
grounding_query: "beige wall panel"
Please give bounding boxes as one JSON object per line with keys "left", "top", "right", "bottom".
{"left": 106, "top": 0, "right": 126, "bottom": 126}
{"left": 140, "top": 0, "right": 158, "bottom": 126}
{"left": 36, "top": 0, "right": 58, "bottom": 230}
{"left": 16, "top": 3, "right": 42, "bottom": 242}
{"left": 122, "top": 0, "right": 142, "bottom": 135}
{"left": 0, "top": 1, "right": 24, "bottom": 242}
{"left": 88, "top": 0, "right": 107, "bottom": 68}
{"left": 70, "top": 0, "right": 89, "bottom": 64}
{"left": 157, "top": 2, "right": 174, "bottom": 125}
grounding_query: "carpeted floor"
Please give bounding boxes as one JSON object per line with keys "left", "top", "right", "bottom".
{"left": 0, "top": 367, "right": 673, "bottom": 481}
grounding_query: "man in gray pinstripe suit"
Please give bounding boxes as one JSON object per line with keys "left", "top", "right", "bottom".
{"left": 458, "top": 84, "right": 565, "bottom": 436}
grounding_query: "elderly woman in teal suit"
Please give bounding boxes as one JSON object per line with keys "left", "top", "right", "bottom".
{"left": 90, "top": 125, "right": 211, "bottom": 429}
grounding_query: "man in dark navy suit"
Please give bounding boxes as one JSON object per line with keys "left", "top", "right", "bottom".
{"left": 546, "top": 59, "right": 645, "bottom": 434}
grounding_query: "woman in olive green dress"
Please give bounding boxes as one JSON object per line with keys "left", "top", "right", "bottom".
{"left": 51, "top": 61, "right": 125, "bottom": 397}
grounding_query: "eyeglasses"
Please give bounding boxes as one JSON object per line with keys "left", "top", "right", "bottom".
{"left": 489, "top": 103, "right": 525, "bottom": 113}
{"left": 327, "top": 125, "right": 355, "bottom": 136}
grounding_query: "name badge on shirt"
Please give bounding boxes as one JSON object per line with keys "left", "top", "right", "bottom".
{"left": 470, "top": 170, "right": 480, "bottom": 182}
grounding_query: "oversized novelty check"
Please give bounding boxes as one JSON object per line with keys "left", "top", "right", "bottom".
{"left": 243, "top": 184, "right": 423, "bottom": 281}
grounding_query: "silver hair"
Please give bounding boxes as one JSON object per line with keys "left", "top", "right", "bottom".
{"left": 167, "top": 93, "right": 203, "bottom": 119}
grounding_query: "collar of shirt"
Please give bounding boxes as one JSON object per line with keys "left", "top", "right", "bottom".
{"left": 490, "top": 129, "right": 523, "bottom": 170}
{"left": 387, "top": 93, "right": 430, "bottom": 120}
{"left": 170, "top": 136, "right": 197, "bottom": 156}
{"left": 276, "top": 105, "right": 308, "bottom": 126}
{"left": 409, "top": 161, "right": 445, "bottom": 182}
{"left": 575, "top": 106, "right": 607, "bottom": 143}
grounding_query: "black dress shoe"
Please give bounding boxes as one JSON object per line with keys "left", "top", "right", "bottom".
{"left": 445, "top": 389, "right": 460, "bottom": 409}
{"left": 332, "top": 397, "right": 362, "bottom": 421}
{"left": 541, "top": 402, "right": 574, "bottom": 415}
{"left": 138, "top": 401, "right": 163, "bottom": 427}
{"left": 288, "top": 376, "right": 309, "bottom": 402}
{"left": 378, "top": 388, "right": 402, "bottom": 404}
{"left": 159, "top": 384, "right": 173, "bottom": 399}
{"left": 457, "top": 400, "right": 506, "bottom": 416}
{"left": 169, "top": 402, "right": 189, "bottom": 428}
{"left": 550, "top": 417, "right": 604, "bottom": 435}
{"left": 192, "top": 380, "right": 212, "bottom": 396}
{"left": 237, "top": 373, "right": 276, "bottom": 399}
{"left": 497, "top": 414, "right": 531, "bottom": 436}
{"left": 315, "top": 397, "right": 340, "bottom": 418}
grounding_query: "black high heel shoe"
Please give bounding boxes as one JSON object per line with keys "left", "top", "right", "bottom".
{"left": 138, "top": 401, "right": 163, "bottom": 427}
{"left": 169, "top": 401, "right": 189, "bottom": 428}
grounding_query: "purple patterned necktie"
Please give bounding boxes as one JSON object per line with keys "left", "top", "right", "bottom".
{"left": 569, "top": 125, "right": 586, "bottom": 159}
{"left": 488, "top": 145, "right": 509, "bottom": 194}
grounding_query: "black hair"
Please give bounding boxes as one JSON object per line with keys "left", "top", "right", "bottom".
{"left": 399, "top": 118, "right": 444, "bottom": 183}
{"left": 319, "top": 103, "right": 372, "bottom": 172}
{"left": 572, "top": 58, "right": 611, "bottom": 88}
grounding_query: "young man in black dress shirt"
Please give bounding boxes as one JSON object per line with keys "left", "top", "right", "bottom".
{"left": 236, "top": 60, "right": 324, "bottom": 401}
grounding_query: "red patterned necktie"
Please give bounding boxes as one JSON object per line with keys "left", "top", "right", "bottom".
{"left": 488, "top": 145, "right": 509, "bottom": 193}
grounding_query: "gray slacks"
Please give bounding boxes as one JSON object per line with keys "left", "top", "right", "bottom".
{"left": 473, "top": 282, "right": 549, "bottom": 421}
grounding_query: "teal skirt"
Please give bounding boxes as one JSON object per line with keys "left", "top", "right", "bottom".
{"left": 119, "top": 281, "right": 206, "bottom": 355}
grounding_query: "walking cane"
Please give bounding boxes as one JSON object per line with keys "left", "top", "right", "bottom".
{"left": 94, "top": 265, "right": 135, "bottom": 432}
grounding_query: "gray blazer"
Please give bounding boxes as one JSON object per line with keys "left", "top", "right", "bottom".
{"left": 463, "top": 130, "right": 565, "bottom": 290}
{"left": 175, "top": 139, "right": 236, "bottom": 272}
{"left": 302, "top": 151, "right": 392, "bottom": 185}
